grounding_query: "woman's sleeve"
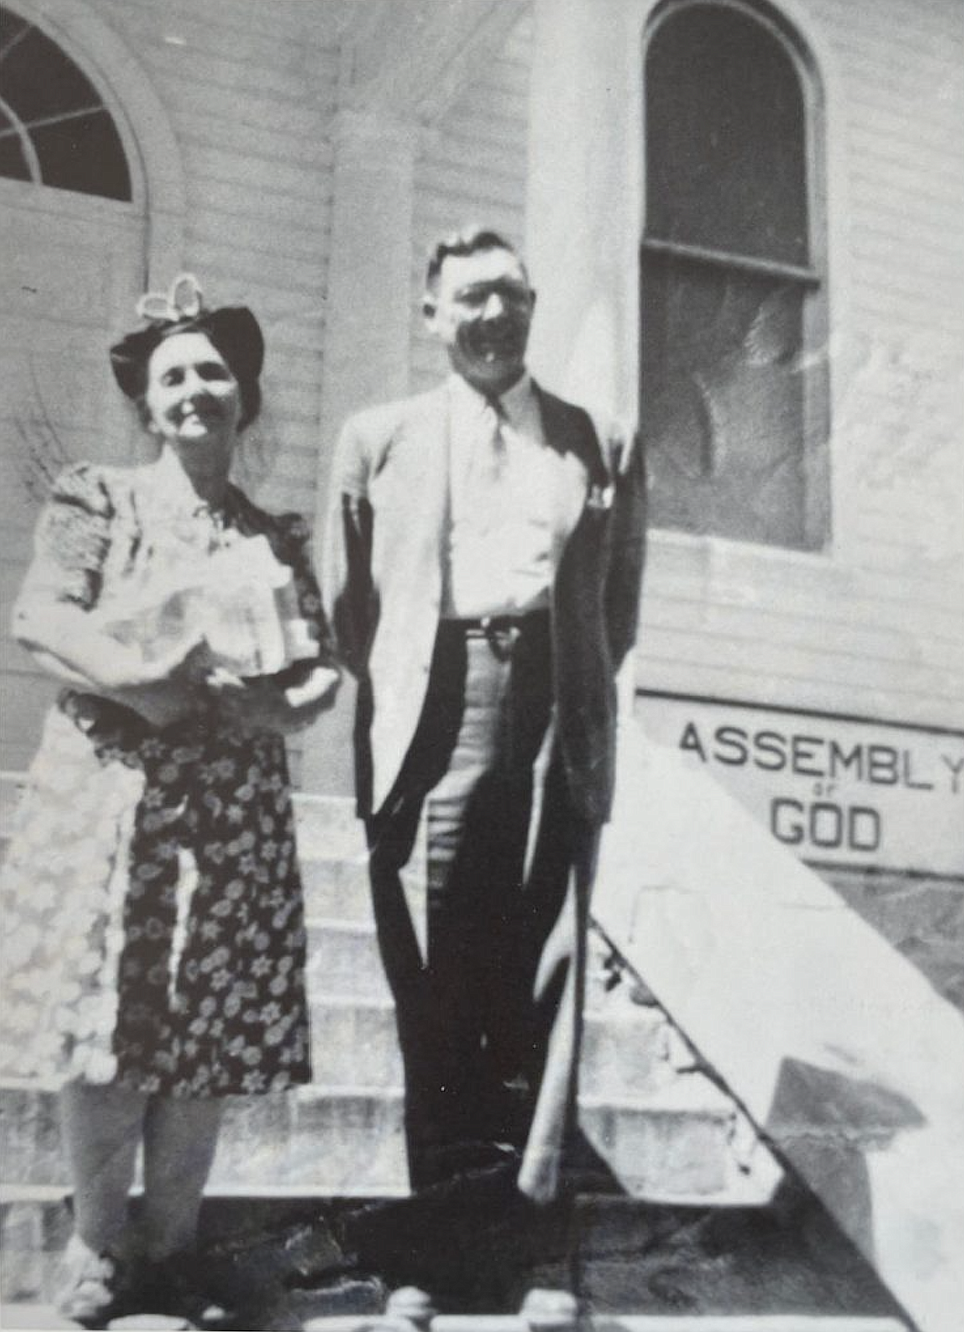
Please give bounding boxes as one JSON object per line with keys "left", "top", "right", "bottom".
{"left": 275, "top": 512, "right": 338, "bottom": 667}
{"left": 14, "top": 464, "right": 114, "bottom": 617}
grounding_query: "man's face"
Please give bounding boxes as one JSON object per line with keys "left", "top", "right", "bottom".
{"left": 423, "top": 246, "right": 535, "bottom": 395}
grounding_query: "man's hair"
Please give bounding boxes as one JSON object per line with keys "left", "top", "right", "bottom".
{"left": 424, "top": 226, "right": 527, "bottom": 293}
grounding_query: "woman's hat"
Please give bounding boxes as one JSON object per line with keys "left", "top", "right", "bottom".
{"left": 109, "top": 274, "right": 264, "bottom": 399}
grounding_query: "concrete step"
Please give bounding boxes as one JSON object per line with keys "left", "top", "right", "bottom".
{"left": 0, "top": 1071, "right": 750, "bottom": 1202}
{"left": 301, "top": 854, "right": 373, "bottom": 923}
{"left": 581, "top": 1078, "right": 745, "bottom": 1204}
{"left": 2, "top": 777, "right": 782, "bottom": 1304}
{"left": 307, "top": 1001, "right": 677, "bottom": 1100}
{"left": 293, "top": 794, "right": 425, "bottom": 929}
{"left": 306, "top": 921, "right": 392, "bottom": 1002}
{"left": 291, "top": 795, "right": 368, "bottom": 864}
{"left": 0, "top": 1081, "right": 408, "bottom": 1197}
{"left": 308, "top": 972, "right": 678, "bottom": 1101}
{"left": 308, "top": 997, "right": 401, "bottom": 1089}
{"left": 0, "top": 1306, "right": 912, "bottom": 1332}
{"left": 210, "top": 1085, "right": 410, "bottom": 1195}
{"left": 301, "top": 913, "right": 632, "bottom": 1004}
{"left": 299, "top": 852, "right": 426, "bottom": 927}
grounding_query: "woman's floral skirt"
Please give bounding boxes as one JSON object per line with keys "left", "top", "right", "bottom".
{"left": 0, "top": 698, "right": 311, "bottom": 1096}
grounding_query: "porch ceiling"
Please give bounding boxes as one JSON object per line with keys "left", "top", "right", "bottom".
{"left": 337, "top": 0, "right": 528, "bottom": 123}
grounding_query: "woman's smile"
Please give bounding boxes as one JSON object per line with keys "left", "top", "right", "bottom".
{"left": 172, "top": 397, "right": 223, "bottom": 435}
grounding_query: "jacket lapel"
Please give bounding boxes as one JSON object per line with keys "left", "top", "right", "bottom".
{"left": 533, "top": 380, "right": 603, "bottom": 539}
{"left": 400, "top": 384, "right": 449, "bottom": 549}
{"left": 368, "top": 383, "right": 449, "bottom": 566}
{"left": 533, "top": 381, "right": 608, "bottom": 485}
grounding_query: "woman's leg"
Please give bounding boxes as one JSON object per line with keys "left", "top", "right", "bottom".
{"left": 60, "top": 1080, "right": 146, "bottom": 1258}
{"left": 141, "top": 1095, "right": 222, "bottom": 1260}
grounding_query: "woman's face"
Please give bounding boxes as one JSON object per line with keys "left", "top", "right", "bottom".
{"left": 143, "top": 331, "right": 241, "bottom": 475}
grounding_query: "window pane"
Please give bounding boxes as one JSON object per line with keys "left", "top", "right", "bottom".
{"left": 0, "top": 6, "right": 131, "bottom": 200}
{"left": 2, "top": 21, "right": 97, "bottom": 122}
{"left": 646, "top": 4, "right": 808, "bottom": 266}
{"left": 642, "top": 253, "right": 807, "bottom": 548}
{"left": 0, "top": 104, "right": 32, "bottom": 180}
{"left": 33, "top": 109, "right": 131, "bottom": 200}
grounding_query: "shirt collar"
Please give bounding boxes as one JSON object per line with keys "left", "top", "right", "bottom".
{"left": 448, "top": 370, "right": 534, "bottom": 427}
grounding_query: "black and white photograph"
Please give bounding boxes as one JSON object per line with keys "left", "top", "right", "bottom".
{"left": 0, "top": 2, "right": 962, "bottom": 1330}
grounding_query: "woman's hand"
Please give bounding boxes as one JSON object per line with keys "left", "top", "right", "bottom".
{"left": 16, "top": 601, "right": 216, "bottom": 727}
{"left": 92, "top": 641, "right": 215, "bottom": 728}
{"left": 94, "top": 632, "right": 212, "bottom": 691}
{"left": 15, "top": 600, "right": 208, "bottom": 690}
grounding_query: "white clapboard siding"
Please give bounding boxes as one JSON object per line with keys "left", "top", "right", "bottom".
{"left": 640, "top": 593, "right": 963, "bottom": 676}
{"left": 0, "top": 0, "right": 345, "bottom": 783}
{"left": 636, "top": 0, "right": 964, "bottom": 730}
{"left": 188, "top": 187, "right": 336, "bottom": 247}
{"left": 0, "top": 160, "right": 143, "bottom": 770}
{"left": 179, "top": 144, "right": 335, "bottom": 203}
{"left": 409, "top": 8, "right": 534, "bottom": 396}
{"left": 110, "top": 0, "right": 348, "bottom": 54}
{"left": 2, "top": 0, "right": 961, "bottom": 787}
{"left": 163, "top": 79, "right": 339, "bottom": 146}
{"left": 104, "top": 0, "right": 342, "bottom": 540}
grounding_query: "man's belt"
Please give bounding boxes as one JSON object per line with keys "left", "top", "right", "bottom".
{"left": 442, "top": 609, "right": 548, "bottom": 633}
{"left": 440, "top": 609, "right": 549, "bottom": 659}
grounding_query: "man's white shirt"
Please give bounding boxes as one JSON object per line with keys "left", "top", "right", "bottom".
{"left": 442, "top": 372, "right": 583, "bottom": 619}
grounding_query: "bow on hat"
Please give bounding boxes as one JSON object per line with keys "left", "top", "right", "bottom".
{"left": 109, "top": 273, "right": 264, "bottom": 401}
{"left": 136, "top": 272, "right": 205, "bottom": 323}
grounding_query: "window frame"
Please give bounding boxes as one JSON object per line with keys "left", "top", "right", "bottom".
{"left": 640, "top": 0, "right": 831, "bottom": 552}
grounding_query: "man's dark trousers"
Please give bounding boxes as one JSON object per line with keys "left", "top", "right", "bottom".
{"left": 364, "top": 610, "right": 596, "bottom": 1191}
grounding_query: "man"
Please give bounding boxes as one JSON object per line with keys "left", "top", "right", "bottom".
{"left": 323, "top": 227, "right": 644, "bottom": 1209}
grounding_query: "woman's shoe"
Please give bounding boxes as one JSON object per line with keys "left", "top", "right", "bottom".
{"left": 56, "top": 1246, "right": 132, "bottom": 1328}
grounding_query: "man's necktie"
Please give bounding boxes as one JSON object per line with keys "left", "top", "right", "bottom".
{"left": 454, "top": 393, "right": 508, "bottom": 536}
{"left": 478, "top": 393, "right": 506, "bottom": 483}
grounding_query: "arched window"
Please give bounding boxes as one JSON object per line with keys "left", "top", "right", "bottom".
{"left": 0, "top": 4, "right": 131, "bottom": 200}
{"left": 641, "top": 0, "right": 828, "bottom": 550}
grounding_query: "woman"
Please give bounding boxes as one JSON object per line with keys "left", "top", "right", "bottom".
{"left": 0, "top": 276, "right": 339, "bottom": 1326}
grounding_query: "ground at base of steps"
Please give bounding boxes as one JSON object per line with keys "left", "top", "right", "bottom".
{"left": 2, "top": 1171, "right": 906, "bottom": 1329}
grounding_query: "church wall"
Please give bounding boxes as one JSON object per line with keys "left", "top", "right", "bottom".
{"left": 1, "top": 0, "right": 959, "bottom": 824}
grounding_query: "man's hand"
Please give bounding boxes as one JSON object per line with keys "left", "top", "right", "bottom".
{"left": 600, "top": 415, "right": 638, "bottom": 478}
{"left": 284, "top": 663, "right": 341, "bottom": 711}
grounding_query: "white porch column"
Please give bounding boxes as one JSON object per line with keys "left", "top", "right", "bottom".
{"left": 315, "top": 107, "right": 418, "bottom": 441}
{"left": 525, "top": 0, "right": 648, "bottom": 719}
{"left": 303, "top": 108, "right": 418, "bottom": 793}
{"left": 525, "top": 0, "right": 643, "bottom": 425}
{"left": 300, "top": 2, "right": 536, "bottom": 794}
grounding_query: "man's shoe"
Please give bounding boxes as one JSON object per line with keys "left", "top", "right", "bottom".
{"left": 133, "top": 1253, "right": 237, "bottom": 1330}
{"left": 519, "top": 1288, "right": 578, "bottom": 1332}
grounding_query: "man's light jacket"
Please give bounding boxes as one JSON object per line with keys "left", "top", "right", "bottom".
{"left": 322, "top": 380, "right": 646, "bottom": 824}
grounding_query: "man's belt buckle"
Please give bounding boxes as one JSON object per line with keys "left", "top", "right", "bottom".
{"left": 480, "top": 615, "right": 521, "bottom": 660}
